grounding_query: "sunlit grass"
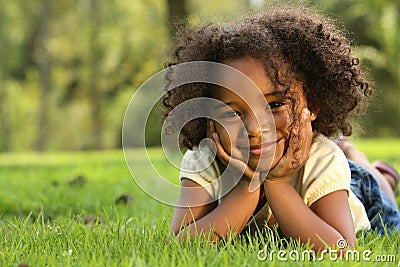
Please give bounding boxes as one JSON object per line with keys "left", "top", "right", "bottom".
{"left": 0, "top": 139, "right": 399, "bottom": 266}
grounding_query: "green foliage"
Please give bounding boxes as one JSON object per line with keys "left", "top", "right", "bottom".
{"left": 316, "top": 0, "right": 400, "bottom": 136}
{"left": 0, "top": 0, "right": 169, "bottom": 151}
{"left": 0, "top": 0, "right": 399, "bottom": 151}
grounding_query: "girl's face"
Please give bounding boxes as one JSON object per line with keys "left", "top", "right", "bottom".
{"left": 209, "top": 56, "right": 313, "bottom": 172}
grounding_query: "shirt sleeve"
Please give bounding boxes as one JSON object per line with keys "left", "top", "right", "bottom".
{"left": 301, "top": 134, "right": 351, "bottom": 207}
{"left": 179, "top": 145, "right": 221, "bottom": 200}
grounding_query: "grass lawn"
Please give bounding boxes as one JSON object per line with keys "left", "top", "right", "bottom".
{"left": 0, "top": 139, "right": 399, "bottom": 266}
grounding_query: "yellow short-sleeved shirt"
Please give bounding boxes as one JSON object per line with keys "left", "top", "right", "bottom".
{"left": 179, "top": 133, "right": 371, "bottom": 233}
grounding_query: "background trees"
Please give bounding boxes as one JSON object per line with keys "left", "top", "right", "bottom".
{"left": 319, "top": 0, "right": 400, "bottom": 136}
{"left": 0, "top": 0, "right": 398, "bottom": 151}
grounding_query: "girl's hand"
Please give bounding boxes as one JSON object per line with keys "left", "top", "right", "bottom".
{"left": 266, "top": 108, "right": 312, "bottom": 182}
{"left": 208, "top": 120, "right": 260, "bottom": 181}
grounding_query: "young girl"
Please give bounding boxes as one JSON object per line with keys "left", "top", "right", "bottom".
{"left": 162, "top": 6, "right": 400, "bottom": 251}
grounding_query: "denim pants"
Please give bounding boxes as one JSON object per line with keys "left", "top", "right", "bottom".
{"left": 349, "top": 160, "right": 400, "bottom": 234}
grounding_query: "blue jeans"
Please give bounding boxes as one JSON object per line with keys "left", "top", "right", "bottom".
{"left": 349, "top": 160, "right": 400, "bottom": 235}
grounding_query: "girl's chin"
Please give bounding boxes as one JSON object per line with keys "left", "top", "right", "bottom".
{"left": 247, "top": 151, "right": 283, "bottom": 173}
{"left": 248, "top": 158, "right": 275, "bottom": 172}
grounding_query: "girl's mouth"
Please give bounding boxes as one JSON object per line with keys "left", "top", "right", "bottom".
{"left": 238, "top": 140, "right": 277, "bottom": 156}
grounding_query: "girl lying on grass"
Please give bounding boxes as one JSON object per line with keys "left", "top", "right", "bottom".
{"left": 162, "top": 5, "right": 400, "bottom": 251}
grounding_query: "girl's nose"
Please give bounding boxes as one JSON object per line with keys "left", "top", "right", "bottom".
{"left": 244, "top": 113, "right": 273, "bottom": 137}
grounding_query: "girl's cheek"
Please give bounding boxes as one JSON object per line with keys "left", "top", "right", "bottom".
{"left": 273, "top": 110, "right": 292, "bottom": 136}
{"left": 216, "top": 123, "right": 242, "bottom": 154}
{"left": 215, "top": 124, "right": 231, "bottom": 154}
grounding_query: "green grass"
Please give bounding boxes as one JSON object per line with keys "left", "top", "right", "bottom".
{"left": 0, "top": 140, "right": 399, "bottom": 266}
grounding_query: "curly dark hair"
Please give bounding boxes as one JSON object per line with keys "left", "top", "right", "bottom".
{"left": 162, "top": 6, "right": 371, "bottom": 150}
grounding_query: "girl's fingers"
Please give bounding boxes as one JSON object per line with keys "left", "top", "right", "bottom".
{"left": 291, "top": 108, "right": 312, "bottom": 168}
{"left": 212, "top": 132, "right": 230, "bottom": 165}
{"left": 243, "top": 164, "right": 257, "bottom": 180}
{"left": 212, "top": 132, "right": 256, "bottom": 180}
{"left": 298, "top": 108, "right": 312, "bottom": 159}
{"left": 282, "top": 110, "right": 301, "bottom": 166}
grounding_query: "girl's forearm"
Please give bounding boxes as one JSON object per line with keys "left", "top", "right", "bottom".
{"left": 263, "top": 180, "right": 346, "bottom": 251}
{"left": 177, "top": 180, "right": 260, "bottom": 241}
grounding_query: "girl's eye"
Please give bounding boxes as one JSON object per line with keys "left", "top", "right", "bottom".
{"left": 267, "top": 101, "right": 284, "bottom": 109}
{"left": 221, "top": 110, "right": 240, "bottom": 118}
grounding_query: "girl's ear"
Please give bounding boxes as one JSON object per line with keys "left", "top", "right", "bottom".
{"left": 309, "top": 107, "right": 320, "bottom": 121}
{"left": 310, "top": 112, "right": 317, "bottom": 121}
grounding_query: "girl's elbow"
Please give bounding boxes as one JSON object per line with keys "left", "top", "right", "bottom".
{"left": 175, "top": 225, "right": 223, "bottom": 243}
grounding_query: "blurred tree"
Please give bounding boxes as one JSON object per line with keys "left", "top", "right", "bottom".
{"left": 0, "top": 0, "right": 44, "bottom": 151}
{"left": 317, "top": 0, "right": 400, "bottom": 136}
{"left": 0, "top": 0, "right": 11, "bottom": 151}
{"left": 88, "top": 0, "right": 103, "bottom": 149}
{"left": 167, "top": 0, "right": 188, "bottom": 39}
{"left": 34, "top": 0, "right": 52, "bottom": 151}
